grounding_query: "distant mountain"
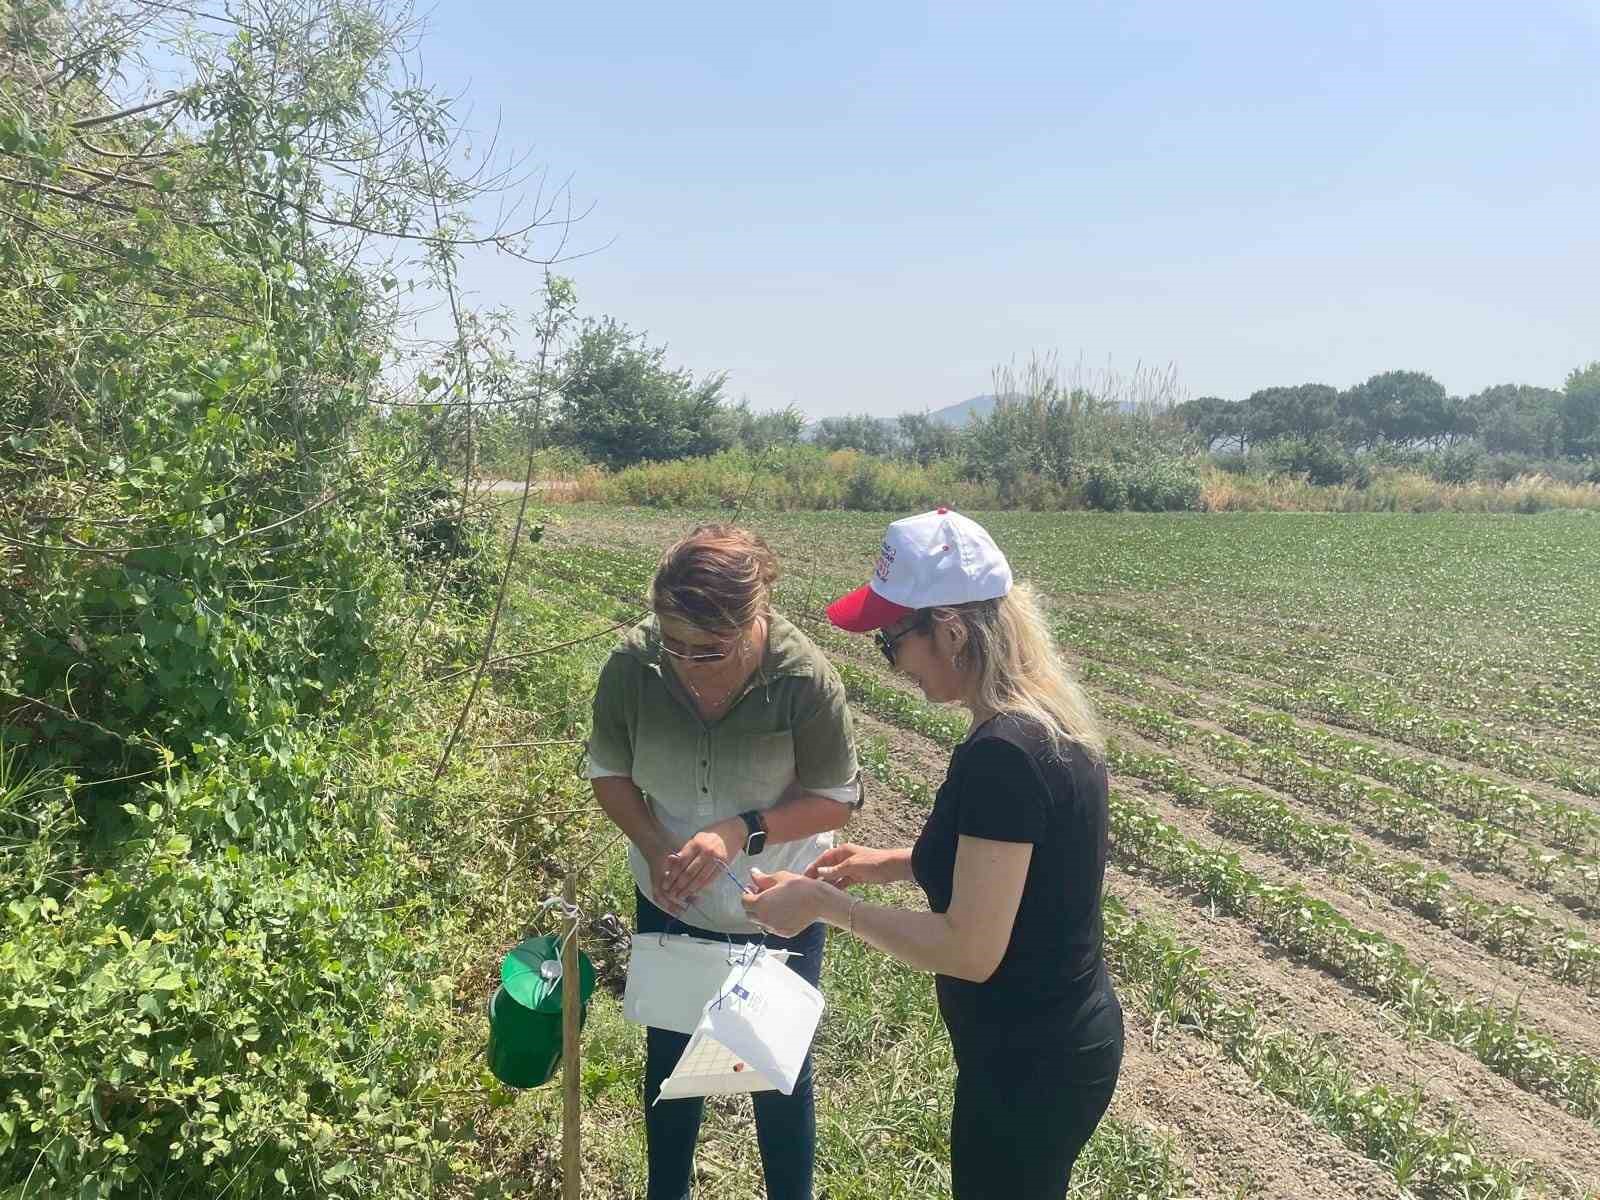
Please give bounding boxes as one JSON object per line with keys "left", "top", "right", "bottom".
{"left": 925, "top": 391, "right": 1142, "bottom": 425}
{"left": 802, "top": 390, "right": 1146, "bottom": 437}
{"left": 927, "top": 394, "right": 1003, "bottom": 426}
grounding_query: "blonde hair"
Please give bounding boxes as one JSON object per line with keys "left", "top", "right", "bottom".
{"left": 650, "top": 524, "right": 779, "bottom": 633}
{"left": 931, "top": 582, "right": 1104, "bottom": 761}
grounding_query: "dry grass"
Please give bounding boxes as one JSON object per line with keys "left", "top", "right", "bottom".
{"left": 1199, "top": 466, "right": 1600, "bottom": 514}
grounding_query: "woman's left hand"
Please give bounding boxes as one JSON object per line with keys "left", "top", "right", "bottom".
{"left": 741, "top": 869, "right": 832, "bottom": 937}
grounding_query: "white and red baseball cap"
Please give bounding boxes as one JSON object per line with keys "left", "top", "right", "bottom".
{"left": 826, "top": 507, "right": 1013, "bottom": 632}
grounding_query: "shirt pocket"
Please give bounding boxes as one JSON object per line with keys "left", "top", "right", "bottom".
{"left": 719, "top": 730, "right": 796, "bottom": 809}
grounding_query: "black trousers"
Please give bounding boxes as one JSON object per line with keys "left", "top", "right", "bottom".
{"left": 634, "top": 888, "right": 825, "bottom": 1200}
{"left": 944, "top": 967, "right": 1124, "bottom": 1200}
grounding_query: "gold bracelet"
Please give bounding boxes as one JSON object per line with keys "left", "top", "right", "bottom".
{"left": 848, "top": 895, "right": 859, "bottom": 936}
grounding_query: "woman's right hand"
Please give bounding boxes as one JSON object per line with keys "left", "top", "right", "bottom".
{"left": 805, "top": 843, "right": 898, "bottom": 888}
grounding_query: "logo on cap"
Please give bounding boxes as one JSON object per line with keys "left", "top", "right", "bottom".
{"left": 873, "top": 542, "right": 896, "bottom": 582}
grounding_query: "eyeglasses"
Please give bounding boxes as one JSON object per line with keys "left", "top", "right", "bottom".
{"left": 875, "top": 616, "right": 928, "bottom": 667}
{"left": 658, "top": 632, "right": 742, "bottom": 663}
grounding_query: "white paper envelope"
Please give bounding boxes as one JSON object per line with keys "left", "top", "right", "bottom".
{"left": 623, "top": 934, "right": 793, "bottom": 1035}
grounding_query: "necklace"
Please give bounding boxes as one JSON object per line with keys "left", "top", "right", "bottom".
{"left": 691, "top": 680, "right": 738, "bottom": 711}
{"left": 687, "top": 659, "right": 748, "bottom": 711}
{"left": 683, "top": 619, "right": 764, "bottom": 715}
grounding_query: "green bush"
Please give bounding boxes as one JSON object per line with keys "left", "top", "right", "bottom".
{"left": 0, "top": 4, "right": 542, "bottom": 1194}
{"left": 1080, "top": 460, "right": 1202, "bottom": 512}
{"left": 1080, "top": 463, "right": 1130, "bottom": 512}
{"left": 1255, "top": 437, "right": 1371, "bottom": 487}
{"left": 379, "top": 466, "right": 498, "bottom": 602}
{"left": 1420, "top": 443, "right": 1484, "bottom": 485}
{"left": 597, "top": 446, "right": 1216, "bottom": 513}
{"left": 0, "top": 728, "right": 466, "bottom": 1197}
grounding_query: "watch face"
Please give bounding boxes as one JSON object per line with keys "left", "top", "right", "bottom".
{"left": 748, "top": 830, "right": 767, "bottom": 854}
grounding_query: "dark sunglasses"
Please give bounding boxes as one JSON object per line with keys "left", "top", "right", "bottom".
{"left": 875, "top": 615, "right": 929, "bottom": 667}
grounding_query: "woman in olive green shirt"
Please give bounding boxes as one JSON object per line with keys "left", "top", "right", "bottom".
{"left": 586, "top": 523, "right": 859, "bottom": 1200}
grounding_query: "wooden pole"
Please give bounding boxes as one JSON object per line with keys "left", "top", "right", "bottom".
{"left": 561, "top": 870, "right": 581, "bottom": 1199}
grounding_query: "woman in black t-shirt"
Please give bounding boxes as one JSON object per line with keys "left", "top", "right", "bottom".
{"left": 743, "top": 508, "right": 1122, "bottom": 1200}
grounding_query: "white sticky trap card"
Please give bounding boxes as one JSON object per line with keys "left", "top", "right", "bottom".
{"left": 656, "top": 946, "right": 824, "bottom": 1102}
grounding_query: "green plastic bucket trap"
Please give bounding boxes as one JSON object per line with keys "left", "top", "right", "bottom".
{"left": 487, "top": 934, "right": 598, "bottom": 1088}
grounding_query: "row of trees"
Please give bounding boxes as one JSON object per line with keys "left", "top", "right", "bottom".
{"left": 501, "top": 348, "right": 1600, "bottom": 481}
{"left": 1175, "top": 368, "right": 1600, "bottom": 459}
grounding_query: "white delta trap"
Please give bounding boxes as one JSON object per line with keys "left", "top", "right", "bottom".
{"left": 624, "top": 933, "right": 824, "bottom": 1100}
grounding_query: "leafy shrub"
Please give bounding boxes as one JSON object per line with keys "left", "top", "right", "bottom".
{"left": 1080, "top": 463, "right": 1130, "bottom": 512}
{"left": 1420, "top": 443, "right": 1485, "bottom": 485}
{"left": 1198, "top": 465, "right": 1600, "bottom": 513}
{"left": 0, "top": 730, "right": 465, "bottom": 1197}
{"left": 1256, "top": 437, "right": 1371, "bottom": 487}
{"left": 382, "top": 469, "right": 498, "bottom": 602}
{"left": 1125, "top": 460, "right": 1203, "bottom": 511}
{"left": 1480, "top": 452, "right": 1598, "bottom": 486}
{"left": 0, "top": 4, "right": 539, "bottom": 1194}
{"left": 1080, "top": 460, "right": 1202, "bottom": 512}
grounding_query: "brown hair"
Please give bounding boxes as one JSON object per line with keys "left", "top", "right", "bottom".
{"left": 650, "top": 524, "right": 779, "bottom": 633}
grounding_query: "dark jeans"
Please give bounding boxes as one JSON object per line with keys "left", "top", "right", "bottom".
{"left": 945, "top": 965, "right": 1124, "bottom": 1199}
{"left": 635, "top": 888, "right": 825, "bottom": 1200}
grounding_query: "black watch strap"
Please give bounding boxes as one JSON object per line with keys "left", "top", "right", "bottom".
{"left": 739, "top": 809, "right": 767, "bottom": 854}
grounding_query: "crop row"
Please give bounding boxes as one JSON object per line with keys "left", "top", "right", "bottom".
{"left": 1077, "top": 655, "right": 1600, "bottom": 902}
{"left": 1101, "top": 696, "right": 1600, "bottom": 915}
{"left": 1106, "top": 742, "right": 1600, "bottom": 992}
{"left": 1240, "top": 678, "right": 1600, "bottom": 799}
{"left": 1111, "top": 789, "right": 1600, "bottom": 1123}
{"left": 1053, "top": 611, "right": 1600, "bottom": 799}
{"left": 1070, "top": 598, "right": 1600, "bottom": 742}
{"left": 857, "top": 737, "right": 936, "bottom": 808}
{"left": 838, "top": 664, "right": 1600, "bottom": 1125}
{"left": 1209, "top": 704, "right": 1600, "bottom": 854}
{"left": 994, "top": 512, "right": 1600, "bottom": 691}
{"left": 837, "top": 628, "right": 1600, "bottom": 926}
{"left": 1102, "top": 898, "right": 1530, "bottom": 1200}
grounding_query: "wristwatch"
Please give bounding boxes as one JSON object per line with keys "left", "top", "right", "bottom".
{"left": 738, "top": 809, "right": 768, "bottom": 856}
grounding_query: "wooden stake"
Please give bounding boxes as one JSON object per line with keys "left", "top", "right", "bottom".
{"left": 561, "top": 870, "right": 581, "bottom": 1199}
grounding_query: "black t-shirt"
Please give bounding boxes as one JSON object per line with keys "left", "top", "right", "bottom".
{"left": 911, "top": 712, "right": 1110, "bottom": 1036}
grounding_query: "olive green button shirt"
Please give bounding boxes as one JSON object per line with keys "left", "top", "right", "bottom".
{"left": 586, "top": 611, "right": 861, "bottom": 933}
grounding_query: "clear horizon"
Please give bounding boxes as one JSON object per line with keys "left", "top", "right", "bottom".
{"left": 413, "top": 1, "right": 1599, "bottom": 418}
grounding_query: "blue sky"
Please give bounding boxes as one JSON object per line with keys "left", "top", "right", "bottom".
{"left": 415, "top": 1, "right": 1599, "bottom": 418}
